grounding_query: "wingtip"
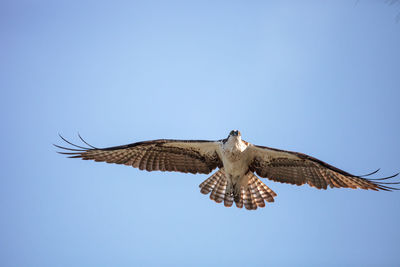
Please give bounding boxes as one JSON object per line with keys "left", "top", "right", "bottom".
{"left": 365, "top": 171, "right": 400, "bottom": 181}
{"left": 77, "top": 133, "right": 98, "bottom": 149}
{"left": 56, "top": 133, "right": 92, "bottom": 150}
{"left": 357, "top": 168, "right": 381, "bottom": 178}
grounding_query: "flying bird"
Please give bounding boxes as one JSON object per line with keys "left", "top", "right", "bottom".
{"left": 55, "top": 130, "right": 399, "bottom": 210}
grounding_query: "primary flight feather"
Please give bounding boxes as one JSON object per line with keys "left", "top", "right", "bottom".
{"left": 55, "top": 130, "right": 399, "bottom": 210}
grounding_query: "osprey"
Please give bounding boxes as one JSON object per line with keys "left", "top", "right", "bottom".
{"left": 55, "top": 130, "right": 399, "bottom": 210}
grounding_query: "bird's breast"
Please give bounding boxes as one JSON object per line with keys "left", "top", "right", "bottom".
{"left": 218, "top": 141, "right": 251, "bottom": 178}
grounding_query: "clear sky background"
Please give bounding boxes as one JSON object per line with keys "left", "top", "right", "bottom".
{"left": 1, "top": 1, "right": 400, "bottom": 266}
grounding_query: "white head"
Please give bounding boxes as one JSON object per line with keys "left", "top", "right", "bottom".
{"left": 228, "top": 130, "right": 241, "bottom": 140}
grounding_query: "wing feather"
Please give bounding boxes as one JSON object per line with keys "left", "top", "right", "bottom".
{"left": 56, "top": 136, "right": 222, "bottom": 174}
{"left": 248, "top": 145, "right": 399, "bottom": 191}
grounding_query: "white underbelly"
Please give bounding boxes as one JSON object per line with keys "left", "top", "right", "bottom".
{"left": 222, "top": 158, "right": 249, "bottom": 178}
{"left": 217, "top": 137, "right": 252, "bottom": 188}
{"left": 218, "top": 150, "right": 251, "bottom": 187}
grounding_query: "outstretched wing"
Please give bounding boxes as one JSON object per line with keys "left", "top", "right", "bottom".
{"left": 248, "top": 145, "right": 399, "bottom": 191}
{"left": 55, "top": 135, "right": 222, "bottom": 174}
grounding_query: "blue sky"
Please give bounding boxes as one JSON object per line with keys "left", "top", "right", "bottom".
{"left": 1, "top": 1, "right": 400, "bottom": 266}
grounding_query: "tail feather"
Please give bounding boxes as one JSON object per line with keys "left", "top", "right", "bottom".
{"left": 248, "top": 177, "right": 266, "bottom": 208}
{"left": 235, "top": 189, "right": 244, "bottom": 208}
{"left": 236, "top": 173, "right": 277, "bottom": 210}
{"left": 199, "top": 171, "right": 222, "bottom": 194}
{"left": 243, "top": 188, "right": 257, "bottom": 210}
{"left": 255, "top": 178, "right": 276, "bottom": 203}
{"left": 243, "top": 189, "right": 251, "bottom": 209}
{"left": 224, "top": 189, "right": 234, "bottom": 207}
{"left": 210, "top": 178, "right": 226, "bottom": 203}
{"left": 200, "top": 170, "right": 230, "bottom": 205}
{"left": 199, "top": 170, "right": 277, "bottom": 210}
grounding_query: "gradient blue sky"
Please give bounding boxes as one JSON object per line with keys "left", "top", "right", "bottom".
{"left": 1, "top": 1, "right": 400, "bottom": 266}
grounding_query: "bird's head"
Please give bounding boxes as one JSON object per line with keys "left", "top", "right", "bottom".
{"left": 228, "top": 130, "right": 241, "bottom": 138}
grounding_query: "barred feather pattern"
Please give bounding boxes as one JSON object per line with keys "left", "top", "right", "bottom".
{"left": 56, "top": 138, "right": 222, "bottom": 175}
{"left": 199, "top": 170, "right": 229, "bottom": 205}
{"left": 251, "top": 156, "right": 398, "bottom": 191}
{"left": 199, "top": 170, "right": 277, "bottom": 210}
{"left": 241, "top": 172, "right": 277, "bottom": 210}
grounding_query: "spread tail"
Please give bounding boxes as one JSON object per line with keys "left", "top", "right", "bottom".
{"left": 199, "top": 169, "right": 233, "bottom": 207}
{"left": 242, "top": 172, "right": 277, "bottom": 210}
{"left": 199, "top": 170, "right": 277, "bottom": 210}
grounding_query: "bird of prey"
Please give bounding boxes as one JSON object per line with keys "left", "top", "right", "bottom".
{"left": 55, "top": 130, "right": 399, "bottom": 210}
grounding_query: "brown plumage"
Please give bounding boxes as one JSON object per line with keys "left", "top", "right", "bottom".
{"left": 249, "top": 145, "right": 398, "bottom": 191}
{"left": 55, "top": 131, "right": 399, "bottom": 210}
